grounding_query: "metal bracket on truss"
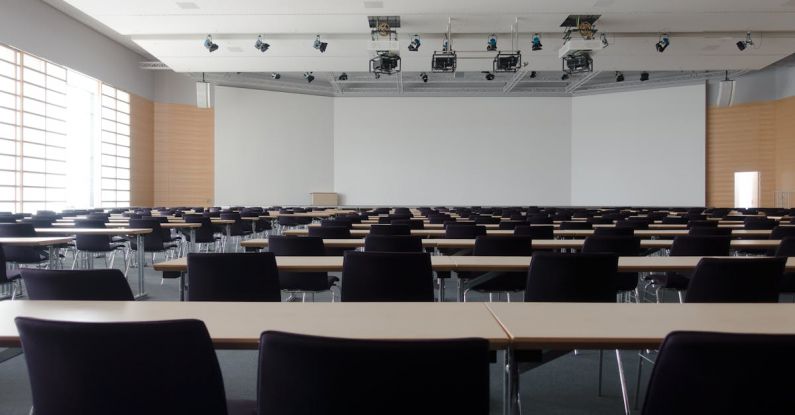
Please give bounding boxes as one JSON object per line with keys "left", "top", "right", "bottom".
{"left": 565, "top": 71, "right": 602, "bottom": 94}
{"left": 503, "top": 68, "right": 531, "bottom": 93}
{"left": 397, "top": 71, "right": 404, "bottom": 95}
{"left": 329, "top": 73, "right": 343, "bottom": 95}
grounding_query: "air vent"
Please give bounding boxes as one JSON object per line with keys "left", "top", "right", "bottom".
{"left": 176, "top": 2, "right": 199, "bottom": 10}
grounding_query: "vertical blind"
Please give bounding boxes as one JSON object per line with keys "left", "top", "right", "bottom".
{"left": 0, "top": 43, "right": 131, "bottom": 212}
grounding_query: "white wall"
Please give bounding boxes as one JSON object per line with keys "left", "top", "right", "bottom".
{"left": 571, "top": 84, "right": 706, "bottom": 206}
{"left": 333, "top": 97, "right": 572, "bottom": 206}
{"left": 154, "top": 70, "right": 199, "bottom": 106}
{"left": 0, "top": 0, "right": 154, "bottom": 99}
{"left": 214, "top": 86, "right": 334, "bottom": 206}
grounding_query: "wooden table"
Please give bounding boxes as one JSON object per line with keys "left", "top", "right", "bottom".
{"left": 0, "top": 236, "right": 75, "bottom": 271}
{"left": 35, "top": 228, "right": 152, "bottom": 298}
{"left": 283, "top": 228, "right": 776, "bottom": 239}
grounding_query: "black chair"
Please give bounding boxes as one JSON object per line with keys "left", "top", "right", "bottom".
{"left": 15, "top": 317, "right": 230, "bottom": 415}
{"left": 771, "top": 226, "right": 795, "bottom": 240}
{"left": 641, "top": 331, "right": 795, "bottom": 415}
{"left": 559, "top": 221, "right": 593, "bottom": 230}
{"left": 267, "top": 236, "right": 337, "bottom": 301}
{"left": 369, "top": 224, "right": 411, "bottom": 236}
{"left": 644, "top": 236, "right": 732, "bottom": 302}
{"left": 514, "top": 225, "right": 554, "bottom": 240}
{"left": 20, "top": 269, "right": 134, "bottom": 301}
{"left": 186, "top": 253, "right": 281, "bottom": 301}
{"left": 684, "top": 257, "right": 785, "bottom": 303}
{"left": 341, "top": 251, "right": 434, "bottom": 302}
{"left": 744, "top": 217, "right": 778, "bottom": 230}
{"left": 776, "top": 237, "right": 795, "bottom": 294}
{"left": 128, "top": 219, "right": 179, "bottom": 267}
{"left": 473, "top": 216, "right": 500, "bottom": 225}
{"left": 182, "top": 215, "right": 221, "bottom": 250}
{"left": 688, "top": 227, "right": 732, "bottom": 236}
{"left": 660, "top": 216, "right": 688, "bottom": 225}
{"left": 523, "top": 252, "right": 627, "bottom": 411}
{"left": 0, "top": 223, "right": 49, "bottom": 265}
{"left": 391, "top": 219, "right": 424, "bottom": 229}
{"left": 444, "top": 224, "right": 487, "bottom": 239}
{"left": 0, "top": 245, "right": 22, "bottom": 298}
{"left": 593, "top": 227, "right": 635, "bottom": 236}
{"left": 498, "top": 221, "right": 525, "bottom": 230}
{"left": 364, "top": 235, "right": 424, "bottom": 253}
{"left": 582, "top": 236, "right": 642, "bottom": 300}
{"left": 307, "top": 226, "right": 352, "bottom": 239}
{"left": 72, "top": 221, "right": 126, "bottom": 269}
{"left": 687, "top": 220, "right": 718, "bottom": 228}
{"left": 257, "top": 331, "right": 489, "bottom": 415}
{"left": 462, "top": 236, "right": 533, "bottom": 301}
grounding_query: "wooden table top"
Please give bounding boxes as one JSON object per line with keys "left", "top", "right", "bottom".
{"left": 35, "top": 228, "right": 152, "bottom": 235}
{"left": 0, "top": 236, "right": 74, "bottom": 246}
{"left": 0, "top": 301, "right": 509, "bottom": 349}
{"left": 487, "top": 303, "right": 795, "bottom": 349}
{"left": 153, "top": 255, "right": 795, "bottom": 273}
{"left": 283, "top": 228, "right": 775, "bottom": 238}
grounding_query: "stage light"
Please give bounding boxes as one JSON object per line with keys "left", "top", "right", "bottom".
{"left": 313, "top": 35, "right": 328, "bottom": 53}
{"left": 431, "top": 51, "right": 457, "bottom": 73}
{"left": 655, "top": 34, "right": 670, "bottom": 53}
{"left": 271, "top": 73, "right": 281, "bottom": 80}
{"left": 408, "top": 34, "right": 421, "bottom": 52}
{"left": 737, "top": 32, "right": 754, "bottom": 51}
{"left": 616, "top": 71, "right": 624, "bottom": 82}
{"left": 419, "top": 72, "right": 428, "bottom": 83}
{"left": 640, "top": 72, "right": 650, "bottom": 82}
{"left": 255, "top": 35, "right": 270, "bottom": 53}
{"left": 487, "top": 34, "right": 497, "bottom": 51}
{"left": 304, "top": 72, "right": 315, "bottom": 83}
{"left": 531, "top": 33, "right": 543, "bottom": 51}
{"left": 493, "top": 52, "right": 521, "bottom": 72}
{"left": 529, "top": 71, "right": 537, "bottom": 78}
{"left": 338, "top": 73, "right": 348, "bottom": 81}
{"left": 484, "top": 72, "right": 495, "bottom": 81}
{"left": 204, "top": 35, "right": 218, "bottom": 52}
{"left": 561, "top": 73, "right": 570, "bottom": 81}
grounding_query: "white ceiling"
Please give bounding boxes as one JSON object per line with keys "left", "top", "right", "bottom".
{"left": 57, "top": 0, "right": 795, "bottom": 72}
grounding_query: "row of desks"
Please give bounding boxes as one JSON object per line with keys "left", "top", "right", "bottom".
{"left": 283, "top": 228, "right": 780, "bottom": 238}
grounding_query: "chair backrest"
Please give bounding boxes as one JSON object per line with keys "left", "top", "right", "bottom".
{"left": 16, "top": 317, "right": 228, "bottom": 415}
{"left": 20, "top": 269, "right": 134, "bottom": 301}
{"left": 307, "top": 226, "right": 352, "bottom": 239}
{"left": 473, "top": 236, "right": 532, "bottom": 256}
{"left": 684, "top": 257, "right": 785, "bottom": 303}
{"left": 257, "top": 330, "right": 489, "bottom": 415}
{"left": 661, "top": 216, "right": 689, "bottom": 224}
{"left": 688, "top": 227, "right": 732, "bottom": 236}
{"left": 369, "top": 224, "right": 411, "bottom": 236}
{"left": 498, "top": 221, "right": 525, "bottom": 230}
{"left": 514, "top": 225, "right": 554, "bottom": 239}
{"left": 0, "top": 223, "right": 36, "bottom": 237}
{"left": 341, "top": 251, "right": 434, "bottom": 302}
{"left": 524, "top": 252, "right": 618, "bottom": 302}
{"left": 559, "top": 221, "right": 593, "bottom": 230}
{"left": 527, "top": 215, "right": 553, "bottom": 225}
{"left": 669, "top": 236, "right": 731, "bottom": 256}
{"left": 775, "top": 237, "right": 795, "bottom": 256}
{"left": 444, "top": 224, "right": 487, "bottom": 239}
{"left": 593, "top": 227, "right": 635, "bottom": 236}
{"left": 641, "top": 331, "right": 795, "bottom": 415}
{"left": 771, "top": 226, "right": 795, "bottom": 240}
{"left": 614, "top": 220, "right": 649, "bottom": 230}
{"left": 320, "top": 219, "right": 353, "bottom": 229}
{"left": 582, "top": 236, "right": 641, "bottom": 256}
{"left": 473, "top": 216, "right": 500, "bottom": 224}
{"left": 268, "top": 236, "right": 325, "bottom": 256}
{"left": 128, "top": 219, "right": 166, "bottom": 250}
{"left": 744, "top": 217, "right": 777, "bottom": 230}
{"left": 391, "top": 219, "right": 424, "bottom": 229}
{"left": 688, "top": 220, "right": 718, "bottom": 228}
{"left": 364, "top": 235, "right": 424, "bottom": 253}
{"left": 187, "top": 253, "right": 281, "bottom": 301}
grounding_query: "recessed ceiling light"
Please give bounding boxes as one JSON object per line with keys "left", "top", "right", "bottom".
{"left": 363, "top": 1, "right": 383, "bottom": 9}
{"left": 176, "top": 2, "right": 199, "bottom": 10}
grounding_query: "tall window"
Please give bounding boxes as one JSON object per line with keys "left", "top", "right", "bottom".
{"left": 0, "top": 43, "right": 132, "bottom": 212}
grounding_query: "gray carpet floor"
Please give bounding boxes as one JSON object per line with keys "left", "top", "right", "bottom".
{"left": 0, "top": 254, "right": 651, "bottom": 414}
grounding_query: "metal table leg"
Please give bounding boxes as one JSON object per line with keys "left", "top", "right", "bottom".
{"left": 179, "top": 271, "right": 186, "bottom": 301}
{"left": 135, "top": 234, "right": 147, "bottom": 299}
{"left": 47, "top": 245, "right": 57, "bottom": 269}
{"left": 503, "top": 348, "right": 519, "bottom": 415}
{"left": 438, "top": 276, "right": 445, "bottom": 302}
{"left": 189, "top": 229, "right": 196, "bottom": 254}
{"left": 225, "top": 224, "right": 232, "bottom": 252}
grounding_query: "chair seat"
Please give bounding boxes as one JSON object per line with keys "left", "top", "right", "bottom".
{"left": 645, "top": 273, "right": 690, "bottom": 290}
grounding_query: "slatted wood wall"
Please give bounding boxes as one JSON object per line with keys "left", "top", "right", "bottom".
{"left": 707, "top": 95, "right": 795, "bottom": 207}
{"left": 130, "top": 94, "right": 154, "bottom": 207}
{"left": 153, "top": 103, "right": 214, "bottom": 207}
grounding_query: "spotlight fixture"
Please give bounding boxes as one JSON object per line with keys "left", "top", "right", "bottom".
{"left": 483, "top": 71, "right": 495, "bottom": 81}
{"left": 737, "top": 32, "right": 754, "bottom": 51}
{"left": 529, "top": 71, "right": 537, "bottom": 78}
{"left": 655, "top": 33, "right": 670, "bottom": 53}
{"left": 338, "top": 73, "right": 348, "bottom": 81}
{"left": 493, "top": 52, "right": 521, "bottom": 73}
{"left": 271, "top": 73, "right": 281, "bottom": 80}
{"left": 419, "top": 72, "right": 428, "bottom": 83}
{"left": 562, "top": 51, "right": 593, "bottom": 74}
{"left": 370, "top": 52, "right": 401, "bottom": 76}
{"left": 531, "top": 33, "right": 543, "bottom": 51}
{"left": 600, "top": 33, "right": 609, "bottom": 48}
{"left": 615, "top": 71, "right": 624, "bottom": 82}
{"left": 304, "top": 72, "right": 315, "bottom": 83}
{"left": 255, "top": 35, "right": 270, "bottom": 53}
{"left": 203, "top": 35, "right": 219, "bottom": 53}
{"left": 486, "top": 34, "right": 497, "bottom": 52}
{"left": 313, "top": 35, "right": 328, "bottom": 53}
{"left": 561, "top": 73, "right": 570, "bottom": 81}
{"left": 431, "top": 51, "right": 457, "bottom": 73}
{"left": 640, "top": 72, "right": 650, "bottom": 82}
{"left": 408, "top": 34, "right": 421, "bottom": 52}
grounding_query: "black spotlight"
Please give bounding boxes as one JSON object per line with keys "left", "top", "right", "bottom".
{"left": 484, "top": 72, "right": 495, "bottom": 81}
{"left": 255, "top": 35, "right": 270, "bottom": 53}
{"left": 271, "top": 73, "right": 281, "bottom": 80}
{"left": 736, "top": 41, "right": 747, "bottom": 51}
{"left": 655, "top": 34, "right": 670, "bottom": 53}
{"left": 204, "top": 35, "right": 219, "bottom": 53}
{"left": 304, "top": 72, "right": 315, "bottom": 83}
{"left": 338, "top": 73, "right": 348, "bottom": 81}
{"left": 419, "top": 72, "right": 428, "bottom": 83}
{"left": 408, "top": 35, "right": 421, "bottom": 52}
{"left": 616, "top": 71, "right": 624, "bottom": 82}
{"left": 561, "top": 73, "right": 570, "bottom": 81}
{"left": 737, "top": 32, "right": 753, "bottom": 51}
{"left": 313, "top": 35, "right": 328, "bottom": 53}
{"left": 529, "top": 71, "right": 537, "bottom": 78}
{"left": 640, "top": 72, "right": 650, "bottom": 82}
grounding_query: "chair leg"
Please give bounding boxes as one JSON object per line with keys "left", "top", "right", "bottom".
{"left": 677, "top": 290, "right": 684, "bottom": 303}
{"left": 597, "top": 349, "right": 604, "bottom": 396}
{"left": 634, "top": 352, "right": 645, "bottom": 410}
{"left": 615, "top": 349, "right": 630, "bottom": 415}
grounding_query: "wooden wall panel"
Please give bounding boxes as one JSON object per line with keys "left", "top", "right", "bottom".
{"left": 153, "top": 103, "right": 214, "bottom": 207}
{"left": 775, "top": 96, "right": 795, "bottom": 196}
{"left": 130, "top": 94, "right": 154, "bottom": 207}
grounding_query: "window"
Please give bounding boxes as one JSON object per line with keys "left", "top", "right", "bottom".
{"left": 0, "top": 43, "right": 132, "bottom": 212}
{"left": 734, "top": 171, "right": 760, "bottom": 209}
